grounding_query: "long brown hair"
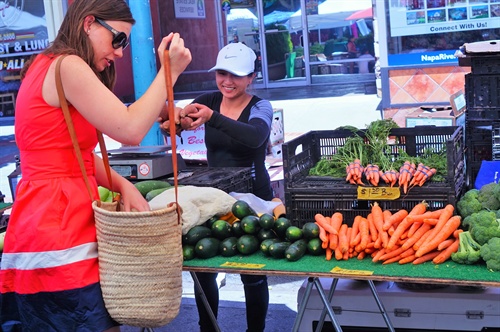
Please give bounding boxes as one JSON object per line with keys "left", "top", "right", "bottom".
{"left": 21, "top": 0, "right": 135, "bottom": 89}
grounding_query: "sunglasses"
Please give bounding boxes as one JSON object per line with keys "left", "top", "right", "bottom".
{"left": 95, "top": 18, "right": 129, "bottom": 50}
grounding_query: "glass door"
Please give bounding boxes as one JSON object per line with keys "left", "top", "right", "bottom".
{"left": 259, "top": 0, "right": 308, "bottom": 87}
{"left": 223, "top": 1, "right": 308, "bottom": 88}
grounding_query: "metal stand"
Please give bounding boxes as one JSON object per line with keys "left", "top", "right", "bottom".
{"left": 191, "top": 271, "right": 221, "bottom": 332}
{"left": 292, "top": 277, "right": 396, "bottom": 332}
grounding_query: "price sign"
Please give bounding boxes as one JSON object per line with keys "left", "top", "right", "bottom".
{"left": 330, "top": 266, "right": 374, "bottom": 276}
{"left": 357, "top": 186, "right": 400, "bottom": 200}
{"left": 221, "top": 262, "right": 265, "bottom": 269}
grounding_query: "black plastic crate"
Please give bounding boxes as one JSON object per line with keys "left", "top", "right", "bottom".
{"left": 465, "top": 73, "right": 500, "bottom": 112}
{"left": 282, "top": 126, "right": 465, "bottom": 227}
{"left": 171, "top": 167, "right": 253, "bottom": 194}
{"left": 468, "top": 55, "right": 500, "bottom": 75}
{"left": 465, "top": 120, "right": 493, "bottom": 162}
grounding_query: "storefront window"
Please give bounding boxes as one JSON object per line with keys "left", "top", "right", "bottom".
{"left": 385, "top": 0, "right": 500, "bottom": 66}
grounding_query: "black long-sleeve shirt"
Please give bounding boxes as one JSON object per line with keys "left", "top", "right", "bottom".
{"left": 193, "top": 92, "right": 274, "bottom": 200}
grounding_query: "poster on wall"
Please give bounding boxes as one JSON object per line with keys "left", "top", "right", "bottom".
{"left": 0, "top": 0, "right": 48, "bottom": 73}
{"left": 389, "top": 0, "right": 500, "bottom": 37}
{"left": 174, "top": 0, "right": 206, "bottom": 19}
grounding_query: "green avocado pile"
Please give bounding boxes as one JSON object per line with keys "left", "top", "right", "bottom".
{"left": 182, "top": 200, "right": 323, "bottom": 262}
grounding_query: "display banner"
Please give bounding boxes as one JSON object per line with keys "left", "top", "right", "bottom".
{"left": 174, "top": 0, "right": 206, "bottom": 19}
{"left": 388, "top": 49, "right": 458, "bottom": 66}
{"left": 389, "top": 0, "right": 500, "bottom": 37}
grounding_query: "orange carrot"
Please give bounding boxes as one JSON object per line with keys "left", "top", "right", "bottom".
{"left": 371, "top": 202, "right": 384, "bottom": 232}
{"left": 412, "top": 227, "right": 433, "bottom": 251}
{"left": 418, "top": 167, "right": 436, "bottom": 186}
{"left": 437, "top": 238, "right": 455, "bottom": 251}
{"left": 358, "top": 218, "right": 370, "bottom": 251}
{"left": 454, "top": 229, "right": 463, "bottom": 238}
{"left": 422, "top": 218, "right": 439, "bottom": 226}
{"left": 401, "top": 223, "right": 432, "bottom": 251}
{"left": 357, "top": 251, "right": 367, "bottom": 260}
{"left": 433, "top": 238, "right": 459, "bottom": 264}
{"left": 367, "top": 213, "right": 378, "bottom": 242}
{"left": 406, "top": 209, "right": 443, "bottom": 223}
{"left": 325, "top": 247, "right": 333, "bottom": 261}
{"left": 334, "top": 246, "right": 343, "bottom": 260}
{"left": 383, "top": 209, "right": 409, "bottom": 231}
{"left": 412, "top": 251, "right": 440, "bottom": 264}
{"left": 407, "top": 221, "right": 422, "bottom": 238}
{"left": 329, "top": 231, "right": 338, "bottom": 250}
{"left": 338, "top": 224, "right": 349, "bottom": 254}
{"left": 416, "top": 215, "right": 461, "bottom": 257}
{"left": 350, "top": 215, "right": 361, "bottom": 247}
{"left": 314, "top": 214, "right": 338, "bottom": 235}
{"left": 322, "top": 239, "right": 329, "bottom": 249}
{"left": 330, "top": 212, "right": 343, "bottom": 234}
{"left": 317, "top": 223, "right": 328, "bottom": 243}
{"left": 379, "top": 246, "right": 405, "bottom": 262}
{"left": 398, "top": 254, "right": 417, "bottom": 264}
{"left": 372, "top": 248, "right": 386, "bottom": 262}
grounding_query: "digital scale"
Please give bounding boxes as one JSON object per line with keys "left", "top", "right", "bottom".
{"left": 107, "top": 145, "right": 186, "bottom": 180}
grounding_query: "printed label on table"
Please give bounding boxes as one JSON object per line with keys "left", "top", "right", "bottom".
{"left": 221, "top": 262, "right": 265, "bottom": 269}
{"left": 331, "top": 266, "right": 374, "bottom": 276}
{"left": 357, "top": 186, "right": 400, "bottom": 200}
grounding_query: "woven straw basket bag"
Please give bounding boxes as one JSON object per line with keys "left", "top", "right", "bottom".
{"left": 93, "top": 201, "right": 182, "bottom": 327}
{"left": 56, "top": 55, "right": 183, "bottom": 328}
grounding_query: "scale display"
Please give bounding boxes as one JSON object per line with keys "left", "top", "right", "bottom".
{"left": 111, "top": 164, "right": 137, "bottom": 178}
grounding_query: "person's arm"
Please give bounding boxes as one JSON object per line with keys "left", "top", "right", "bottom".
{"left": 93, "top": 154, "right": 150, "bottom": 212}
{"left": 54, "top": 33, "right": 191, "bottom": 146}
{"left": 205, "top": 100, "right": 272, "bottom": 148}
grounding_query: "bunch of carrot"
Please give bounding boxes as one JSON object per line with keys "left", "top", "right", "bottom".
{"left": 345, "top": 159, "right": 364, "bottom": 185}
{"left": 398, "top": 161, "right": 436, "bottom": 193}
{"left": 314, "top": 201, "right": 461, "bottom": 265}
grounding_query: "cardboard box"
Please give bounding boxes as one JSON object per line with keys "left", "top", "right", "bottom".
{"left": 268, "top": 108, "right": 284, "bottom": 158}
{"left": 296, "top": 278, "right": 500, "bottom": 332}
{"left": 405, "top": 108, "right": 465, "bottom": 127}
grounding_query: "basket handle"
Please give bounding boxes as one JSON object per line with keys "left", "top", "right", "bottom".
{"left": 164, "top": 49, "right": 182, "bottom": 223}
{"left": 55, "top": 55, "right": 96, "bottom": 202}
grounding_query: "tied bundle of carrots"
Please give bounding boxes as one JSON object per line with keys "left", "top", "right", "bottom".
{"left": 364, "top": 164, "right": 380, "bottom": 186}
{"left": 398, "top": 161, "right": 436, "bottom": 193}
{"left": 379, "top": 169, "right": 399, "bottom": 187}
{"left": 345, "top": 159, "right": 364, "bottom": 185}
{"left": 314, "top": 202, "right": 461, "bottom": 265}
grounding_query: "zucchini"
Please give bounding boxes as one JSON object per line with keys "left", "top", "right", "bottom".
{"left": 268, "top": 241, "right": 291, "bottom": 259}
{"left": 285, "top": 239, "right": 308, "bottom": 262}
{"left": 194, "top": 237, "right": 220, "bottom": 259}
{"left": 134, "top": 180, "right": 171, "bottom": 197}
{"left": 184, "top": 225, "right": 212, "bottom": 246}
{"left": 145, "top": 187, "right": 170, "bottom": 201}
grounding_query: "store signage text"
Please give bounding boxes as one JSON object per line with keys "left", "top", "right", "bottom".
{"left": 0, "top": 38, "right": 49, "bottom": 55}
{"left": 429, "top": 21, "right": 488, "bottom": 33}
{"left": 0, "top": 58, "right": 25, "bottom": 71}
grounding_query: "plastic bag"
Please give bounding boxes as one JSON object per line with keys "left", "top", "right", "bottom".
{"left": 229, "top": 192, "right": 280, "bottom": 215}
{"left": 474, "top": 161, "right": 500, "bottom": 189}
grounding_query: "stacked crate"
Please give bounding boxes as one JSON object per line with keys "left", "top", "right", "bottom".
{"left": 459, "top": 49, "right": 500, "bottom": 189}
{"left": 282, "top": 127, "right": 465, "bottom": 227}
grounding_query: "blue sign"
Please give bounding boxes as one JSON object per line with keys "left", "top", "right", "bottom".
{"left": 388, "top": 50, "right": 458, "bottom": 66}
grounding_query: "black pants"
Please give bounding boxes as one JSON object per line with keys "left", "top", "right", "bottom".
{"left": 194, "top": 272, "right": 269, "bottom": 332}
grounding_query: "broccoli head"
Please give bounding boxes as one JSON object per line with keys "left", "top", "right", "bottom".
{"left": 466, "top": 210, "right": 500, "bottom": 245}
{"left": 451, "top": 231, "right": 482, "bottom": 265}
{"left": 480, "top": 237, "right": 500, "bottom": 271}
{"left": 456, "top": 189, "right": 482, "bottom": 218}
{"left": 478, "top": 183, "right": 500, "bottom": 210}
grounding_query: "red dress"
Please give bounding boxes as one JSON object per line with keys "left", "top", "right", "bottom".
{"left": 0, "top": 54, "right": 117, "bottom": 330}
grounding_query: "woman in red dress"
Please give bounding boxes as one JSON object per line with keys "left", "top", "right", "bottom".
{"left": 0, "top": 0, "right": 191, "bottom": 331}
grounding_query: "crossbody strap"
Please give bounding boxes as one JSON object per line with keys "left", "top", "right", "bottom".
{"left": 55, "top": 55, "right": 96, "bottom": 202}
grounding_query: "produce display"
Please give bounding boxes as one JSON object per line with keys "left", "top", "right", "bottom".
{"left": 182, "top": 200, "right": 324, "bottom": 262}
{"left": 454, "top": 181, "right": 500, "bottom": 271}
{"left": 309, "top": 120, "right": 447, "bottom": 193}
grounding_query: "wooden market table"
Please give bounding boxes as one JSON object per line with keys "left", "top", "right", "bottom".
{"left": 183, "top": 252, "right": 500, "bottom": 332}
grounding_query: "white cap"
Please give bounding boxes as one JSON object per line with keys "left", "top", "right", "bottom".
{"left": 209, "top": 42, "right": 256, "bottom": 77}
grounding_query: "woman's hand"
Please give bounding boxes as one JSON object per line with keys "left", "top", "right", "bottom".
{"left": 179, "top": 103, "right": 213, "bottom": 130}
{"left": 117, "top": 179, "right": 151, "bottom": 212}
{"left": 158, "top": 106, "right": 183, "bottom": 136}
{"left": 158, "top": 33, "right": 191, "bottom": 80}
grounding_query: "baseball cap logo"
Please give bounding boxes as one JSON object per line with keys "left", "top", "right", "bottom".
{"left": 225, "top": 55, "right": 237, "bottom": 59}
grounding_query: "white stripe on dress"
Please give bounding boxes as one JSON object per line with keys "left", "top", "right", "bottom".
{"left": 0, "top": 242, "right": 98, "bottom": 270}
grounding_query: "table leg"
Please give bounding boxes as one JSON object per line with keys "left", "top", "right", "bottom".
{"left": 367, "top": 280, "right": 396, "bottom": 332}
{"left": 190, "top": 271, "right": 221, "bottom": 332}
{"left": 314, "top": 278, "right": 339, "bottom": 332}
{"left": 313, "top": 278, "right": 343, "bottom": 332}
{"left": 292, "top": 277, "right": 315, "bottom": 332}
